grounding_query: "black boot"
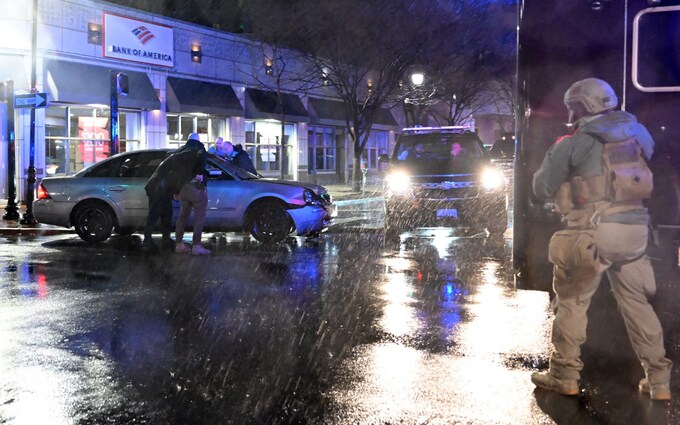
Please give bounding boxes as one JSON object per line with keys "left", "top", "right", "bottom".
{"left": 161, "top": 236, "right": 175, "bottom": 252}
{"left": 142, "top": 237, "right": 159, "bottom": 253}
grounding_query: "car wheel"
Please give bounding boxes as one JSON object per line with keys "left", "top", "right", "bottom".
{"left": 73, "top": 202, "right": 114, "bottom": 243}
{"left": 248, "top": 200, "right": 293, "bottom": 244}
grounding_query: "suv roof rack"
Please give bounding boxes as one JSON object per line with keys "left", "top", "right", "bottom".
{"left": 401, "top": 126, "right": 471, "bottom": 134}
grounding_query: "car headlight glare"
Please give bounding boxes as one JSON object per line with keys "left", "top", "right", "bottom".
{"left": 482, "top": 168, "right": 504, "bottom": 191}
{"left": 386, "top": 171, "right": 412, "bottom": 193}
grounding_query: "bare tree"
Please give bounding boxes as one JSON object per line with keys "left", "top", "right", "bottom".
{"left": 487, "top": 77, "right": 516, "bottom": 133}
{"left": 407, "top": 1, "right": 517, "bottom": 128}
{"left": 241, "top": 43, "right": 316, "bottom": 180}
{"left": 243, "top": 0, "right": 458, "bottom": 190}
{"left": 115, "top": 0, "right": 517, "bottom": 187}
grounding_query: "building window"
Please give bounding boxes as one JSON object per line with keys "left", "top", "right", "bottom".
{"left": 44, "top": 106, "right": 141, "bottom": 175}
{"left": 166, "top": 114, "right": 228, "bottom": 149}
{"left": 363, "top": 130, "right": 389, "bottom": 169}
{"left": 245, "top": 120, "right": 295, "bottom": 176}
{"left": 307, "top": 127, "right": 336, "bottom": 172}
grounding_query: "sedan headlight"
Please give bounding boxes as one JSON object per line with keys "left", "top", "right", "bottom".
{"left": 385, "top": 171, "right": 412, "bottom": 194}
{"left": 303, "top": 189, "right": 315, "bottom": 204}
{"left": 481, "top": 167, "right": 505, "bottom": 191}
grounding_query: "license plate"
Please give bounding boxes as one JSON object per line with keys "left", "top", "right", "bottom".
{"left": 436, "top": 208, "right": 458, "bottom": 219}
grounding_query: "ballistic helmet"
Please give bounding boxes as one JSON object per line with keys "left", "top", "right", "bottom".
{"left": 188, "top": 132, "right": 200, "bottom": 141}
{"left": 563, "top": 78, "right": 618, "bottom": 124}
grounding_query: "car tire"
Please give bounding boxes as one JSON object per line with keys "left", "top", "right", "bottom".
{"left": 248, "top": 200, "right": 293, "bottom": 244}
{"left": 73, "top": 202, "right": 114, "bottom": 243}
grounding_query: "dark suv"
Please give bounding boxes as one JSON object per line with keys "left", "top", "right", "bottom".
{"left": 383, "top": 127, "right": 508, "bottom": 237}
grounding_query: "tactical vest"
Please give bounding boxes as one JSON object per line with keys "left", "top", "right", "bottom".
{"left": 555, "top": 136, "right": 652, "bottom": 226}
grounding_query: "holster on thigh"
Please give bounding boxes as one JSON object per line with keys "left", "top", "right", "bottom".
{"left": 549, "top": 229, "right": 604, "bottom": 297}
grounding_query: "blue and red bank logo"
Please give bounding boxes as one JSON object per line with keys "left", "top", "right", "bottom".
{"left": 131, "top": 26, "right": 155, "bottom": 45}
{"left": 104, "top": 13, "right": 174, "bottom": 67}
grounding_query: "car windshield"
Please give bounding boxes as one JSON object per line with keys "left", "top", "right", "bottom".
{"left": 209, "top": 154, "right": 260, "bottom": 180}
{"left": 489, "top": 139, "right": 515, "bottom": 159}
{"left": 394, "top": 134, "right": 485, "bottom": 162}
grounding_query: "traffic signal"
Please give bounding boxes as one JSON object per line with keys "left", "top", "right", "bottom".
{"left": 116, "top": 73, "right": 129, "bottom": 96}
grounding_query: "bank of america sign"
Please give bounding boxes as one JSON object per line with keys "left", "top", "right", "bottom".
{"left": 103, "top": 13, "right": 174, "bottom": 68}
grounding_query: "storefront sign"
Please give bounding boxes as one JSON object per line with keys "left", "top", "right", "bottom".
{"left": 103, "top": 13, "right": 174, "bottom": 68}
{"left": 78, "top": 117, "right": 110, "bottom": 164}
{"left": 15, "top": 93, "right": 48, "bottom": 108}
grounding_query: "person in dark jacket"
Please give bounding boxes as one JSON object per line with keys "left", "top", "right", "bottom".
{"left": 174, "top": 133, "right": 211, "bottom": 255}
{"left": 143, "top": 148, "right": 199, "bottom": 251}
{"left": 224, "top": 141, "right": 258, "bottom": 175}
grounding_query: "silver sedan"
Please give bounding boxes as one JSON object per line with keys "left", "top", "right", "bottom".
{"left": 33, "top": 149, "right": 337, "bottom": 243}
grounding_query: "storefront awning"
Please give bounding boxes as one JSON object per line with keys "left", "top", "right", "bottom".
{"left": 308, "top": 97, "right": 347, "bottom": 126}
{"left": 308, "top": 97, "right": 398, "bottom": 128}
{"left": 245, "top": 88, "right": 309, "bottom": 122}
{"left": 45, "top": 59, "right": 160, "bottom": 110}
{"left": 373, "top": 107, "right": 399, "bottom": 128}
{"left": 166, "top": 77, "right": 243, "bottom": 116}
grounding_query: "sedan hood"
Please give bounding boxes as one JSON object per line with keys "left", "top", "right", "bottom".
{"left": 257, "top": 178, "right": 328, "bottom": 194}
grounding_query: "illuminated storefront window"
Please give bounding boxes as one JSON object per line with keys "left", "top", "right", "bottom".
{"left": 245, "top": 120, "right": 296, "bottom": 177}
{"left": 166, "top": 114, "right": 228, "bottom": 150}
{"left": 44, "top": 106, "right": 141, "bottom": 175}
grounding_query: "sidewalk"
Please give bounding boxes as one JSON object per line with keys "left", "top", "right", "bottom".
{"left": 0, "top": 182, "right": 384, "bottom": 236}
{"left": 323, "top": 180, "right": 383, "bottom": 203}
{"left": 0, "top": 202, "right": 70, "bottom": 236}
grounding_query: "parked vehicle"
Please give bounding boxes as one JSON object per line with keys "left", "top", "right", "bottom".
{"left": 488, "top": 134, "right": 515, "bottom": 184}
{"left": 33, "top": 149, "right": 337, "bottom": 244}
{"left": 382, "top": 126, "right": 508, "bottom": 238}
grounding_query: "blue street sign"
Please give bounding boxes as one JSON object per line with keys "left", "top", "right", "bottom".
{"left": 15, "top": 92, "right": 48, "bottom": 108}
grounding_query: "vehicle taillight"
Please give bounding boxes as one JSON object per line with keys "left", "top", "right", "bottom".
{"left": 36, "top": 183, "right": 51, "bottom": 200}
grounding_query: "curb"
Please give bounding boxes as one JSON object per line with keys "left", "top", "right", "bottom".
{"left": 0, "top": 225, "right": 73, "bottom": 236}
{"left": 334, "top": 197, "right": 382, "bottom": 206}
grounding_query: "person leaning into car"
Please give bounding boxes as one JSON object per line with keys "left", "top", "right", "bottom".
{"left": 174, "top": 133, "right": 212, "bottom": 255}
{"left": 142, "top": 147, "right": 200, "bottom": 252}
{"left": 223, "top": 141, "right": 258, "bottom": 175}
{"left": 208, "top": 136, "right": 228, "bottom": 159}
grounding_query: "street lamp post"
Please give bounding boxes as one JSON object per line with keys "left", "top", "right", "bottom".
{"left": 411, "top": 72, "right": 424, "bottom": 86}
{"left": 404, "top": 70, "right": 437, "bottom": 127}
{"left": 110, "top": 71, "right": 128, "bottom": 157}
{"left": 1, "top": 80, "right": 19, "bottom": 220}
{"left": 20, "top": 0, "right": 39, "bottom": 225}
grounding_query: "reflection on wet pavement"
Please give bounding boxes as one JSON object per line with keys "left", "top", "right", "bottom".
{"left": 1, "top": 227, "right": 678, "bottom": 424}
{"left": 325, "top": 230, "right": 554, "bottom": 424}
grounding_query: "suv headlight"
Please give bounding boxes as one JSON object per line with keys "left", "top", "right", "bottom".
{"left": 385, "top": 171, "right": 412, "bottom": 194}
{"left": 481, "top": 167, "right": 505, "bottom": 191}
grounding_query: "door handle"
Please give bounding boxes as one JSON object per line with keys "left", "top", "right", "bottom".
{"left": 108, "top": 186, "right": 126, "bottom": 192}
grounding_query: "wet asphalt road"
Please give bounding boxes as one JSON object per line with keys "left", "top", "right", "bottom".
{"left": 1, "top": 203, "right": 680, "bottom": 424}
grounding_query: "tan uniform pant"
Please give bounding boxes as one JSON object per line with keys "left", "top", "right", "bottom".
{"left": 175, "top": 183, "right": 208, "bottom": 245}
{"left": 549, "top": 223, "right": 672, "bottom": 386}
